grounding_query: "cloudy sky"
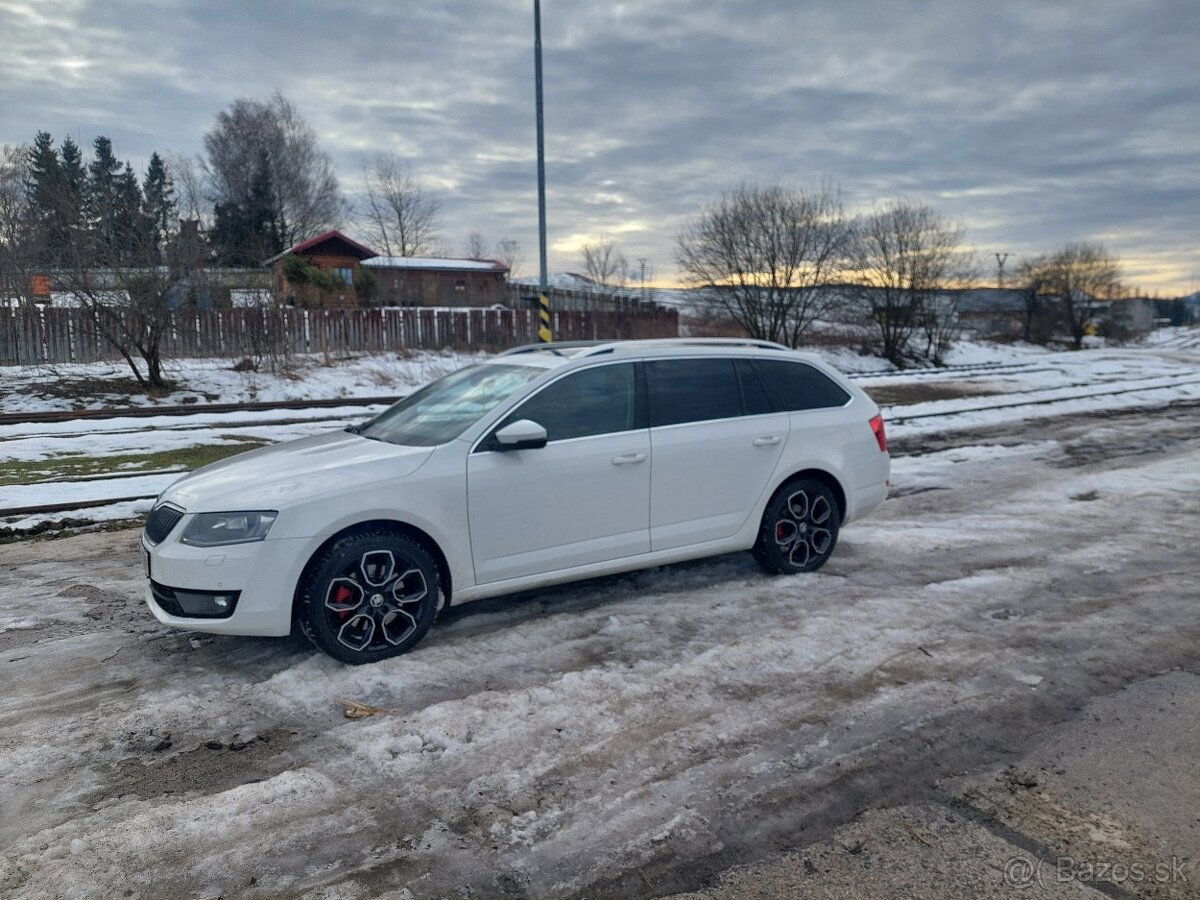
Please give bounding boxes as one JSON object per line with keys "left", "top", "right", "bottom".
{"left": 2, "top": 0, "right": 1197, "bottom": 294}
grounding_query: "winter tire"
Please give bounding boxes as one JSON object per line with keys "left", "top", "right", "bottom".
{"left": 753, "top": 478, "right": 841, "bottom": 574}
{"left": 298, "top": 530, "right": 439, "bottom": 664}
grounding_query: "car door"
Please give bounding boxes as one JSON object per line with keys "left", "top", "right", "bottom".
{"left": 466, "top": 361, "right": 651, "bottom": 584}
{"left": 646, "top": 357, "right": 788, "bottom": 551}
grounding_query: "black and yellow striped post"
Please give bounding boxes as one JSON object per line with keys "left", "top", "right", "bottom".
{"left": 537, "top": 292, "right": 552, "bottom": 343}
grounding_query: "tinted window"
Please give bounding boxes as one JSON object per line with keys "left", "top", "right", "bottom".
{"left": 735, "top": 359, "right": 773, "bottom": 415}
{"left": 754, "top": 360, "right": 851, "bottom": 411}
{"left": 499, "top": 363, "right": 637, "bottom": 442}
{"left": 646, "top": 358, "right": 741, "bottom": 426}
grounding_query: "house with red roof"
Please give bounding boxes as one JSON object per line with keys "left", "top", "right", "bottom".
{"left": 265, "top": 230, "right": 377, "bottom": 308}
{"left": 265, "top": 231, "right": 511, "bottom": 308}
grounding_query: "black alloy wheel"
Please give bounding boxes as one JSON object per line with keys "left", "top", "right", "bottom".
{"left": 299, "top": 530, "right": 439, "bottom": 664}
{"left": 753, "top": 478, "right": 841, "bottom": 574}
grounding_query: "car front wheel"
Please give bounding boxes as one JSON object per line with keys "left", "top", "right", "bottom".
{"left": 753, "top": 478, "right": 841, "bottom": 574}
{"left": 298, "top": 530, "right": 439, "bottom": 665}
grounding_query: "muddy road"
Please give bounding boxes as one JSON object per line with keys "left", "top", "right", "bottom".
{"left": 1, "top": 401, "right": 1198, "bottom": 899}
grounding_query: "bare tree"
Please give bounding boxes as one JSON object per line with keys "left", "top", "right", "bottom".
{"left": 166, "top": 152, "right": 206, "bottom": 225}
{"left": 361, "top": 154, "right": 440, "bottom": 257}
{"left": 675, "top": 184, "right": 853, "bottom": 347}
{"left": 204, "top": 92, "right": 344, "bottom": 252}
{"left": 1012, "top": 255, "right": 1053, "bottom": 344}
{"left": 57, "top": 226, "right": 202, "bottom": 389}
{"left": 580, "top": 237, "right": 627, "bottom": 287}
{"left": 850, "top": 200, "right": 972, "bottom": 367}
{"left": 494, "top": 237, "right": 522, "bottom": 278}
{"left": 462, "top": 231, "right": 487, "bottom": 259}
{"left": 0, "top": 144, "right": 37, "bottom": 306}
{"left": 1017, "top": 243, "right": 1121, "bottom": 349}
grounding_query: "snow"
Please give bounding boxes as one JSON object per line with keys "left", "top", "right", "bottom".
{"left": 0, "top": 350, "right": 481, "bottom": 415}
{"left": 363, "top": 256, "right": 507, "bottom": 271}
{"left": 0, "top": 347, "right": 1198, "bottom": 895}
{"left": 3, "top": 336, "right": 1199, "bottom": 535}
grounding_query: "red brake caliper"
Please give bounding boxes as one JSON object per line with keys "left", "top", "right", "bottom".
{"left": 335, "top": 585, "right": 353, "bottom": 619}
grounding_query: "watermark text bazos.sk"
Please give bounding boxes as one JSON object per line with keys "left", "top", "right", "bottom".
{"left": 1003, "top": 854, "right": 1188, "bottom": 888}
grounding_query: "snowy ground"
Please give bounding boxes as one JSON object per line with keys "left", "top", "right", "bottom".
{"left": 0, "top": 350, "right": 481, "bottom": 415}
{"left": 3, "top": 336, "right": 1199, "bottom": 532}
{"left": 0, "top": 334, "right": 1197, "bottom": 898}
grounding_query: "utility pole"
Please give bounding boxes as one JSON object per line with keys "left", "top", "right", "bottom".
{"left": 533, "top": 0, "right": 551, "bottom": 342}
{"left": 638, "top": 257, "right": 647, "bottom": 303}
{"left": 995, "top": 252, "right": 1009, "bottom": 290}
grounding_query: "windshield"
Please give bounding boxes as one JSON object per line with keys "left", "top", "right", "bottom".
{"left": 357, "top": 363, "right": 545, "bottom": 446}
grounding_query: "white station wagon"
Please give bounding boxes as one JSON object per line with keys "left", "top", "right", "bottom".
{"left": 142, "top": 339, "right": 890, "bottom": 664}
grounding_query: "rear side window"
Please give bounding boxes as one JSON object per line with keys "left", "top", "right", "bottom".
{"left": 499, "top": 362, "right": 637, "bottom": 442}
{"left": 754, "top": 360, "right": 851, "bottom": 411}
{"left": 646, "top": 358, "right": 741, "bottom": 426}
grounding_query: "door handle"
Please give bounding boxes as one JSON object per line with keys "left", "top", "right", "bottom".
{"left": 611, "top": 452, "right": 648, "bottom": 465}
{"left": 752, "top": 436, "right": 782, "bottom": 447}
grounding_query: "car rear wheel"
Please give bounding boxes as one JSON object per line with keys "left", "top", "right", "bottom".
{"left": 298, "top": 530, "right": 439, "bottom": 664}
{"left": 753, "top": 478, "right": 841, "bottom": 574}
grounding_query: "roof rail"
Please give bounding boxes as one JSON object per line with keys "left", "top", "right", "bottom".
{"left": 498, "top": 337, "right": 793, "bottom": 358}
{"left": 624, "top": 337, "right": 788, "bottom": 350}
{"left": 498, "top": 340, "right": 609, "bottom": 357}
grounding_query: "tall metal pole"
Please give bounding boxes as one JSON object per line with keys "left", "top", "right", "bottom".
{"left": 534, "top": 0, "right": 552, "bottom": 342}
{"left": 995, "top": 252, "right": 1009, "bottom": 290}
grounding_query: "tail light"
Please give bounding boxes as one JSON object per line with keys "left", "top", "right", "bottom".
{"left": 869, "top": 413, "right": 888, "bottom": 453}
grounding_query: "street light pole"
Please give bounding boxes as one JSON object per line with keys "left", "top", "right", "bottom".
{"left": 533, "top": 0, "right": 551, "bottom": 342}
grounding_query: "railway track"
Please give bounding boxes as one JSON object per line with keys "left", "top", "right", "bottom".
{"left": 7, "top": 375, "right": 1199, "bottom": 527}
{"left": 0, "top": 360, "right": 1053, "bottom": 430}
{"left": 884, "top": 375, "right": 1200, "bottom": 423}
{"left": 846, "top": 360, "right": 1051, "bottom": 379}
{"left": 2, "top": 410, "right": 381, "bottom": 444}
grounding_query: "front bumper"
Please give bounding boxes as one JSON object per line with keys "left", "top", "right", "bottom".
{"left": 142, "top": 532, "right": 313, "bottom": 637}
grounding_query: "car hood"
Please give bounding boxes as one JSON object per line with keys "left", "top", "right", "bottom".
{"left": 159, "top": 430, "right": 434, "bottom": 512}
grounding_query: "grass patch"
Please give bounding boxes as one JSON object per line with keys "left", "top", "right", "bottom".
{"left": 0, "top": 437, "right": 267, "bottom": 487}
{"left": 0, "top": 516, "right": 144, "bottom": 544}
{"left": 17, "top": 375, "right": 185, "bottom": 404}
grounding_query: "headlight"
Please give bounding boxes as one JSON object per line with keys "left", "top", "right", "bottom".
{"left": 180, "top": 511, "right": 278, "bottom": 547}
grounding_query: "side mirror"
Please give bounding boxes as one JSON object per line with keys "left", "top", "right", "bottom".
{"left": 494, "top": 419, "right": 548, "bottom": 451}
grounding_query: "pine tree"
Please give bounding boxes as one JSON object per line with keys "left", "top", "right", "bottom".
{"left": 87, "top": 136, "right": 123, "bottom": 263}
{"left": 114, "top": 162, "right": 145, "bottom": 263}
{"left": 141, "top": 152, "right": 176, "bottom": 261}
{"left": 210, "top": 148, "right": 281, "bottom": 265}
{"left": 58, "top": 137, "right": 87, "bottom": 256}
{"left": 26, "top": 132, "right": 64, "bottom": 266}
{"left": 246, "top": 148, "right": 282, "bottom": 261}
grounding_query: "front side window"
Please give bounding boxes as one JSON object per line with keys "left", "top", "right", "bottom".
{"left": 493, "top": 363, "right": 638, "bottom": 444}
{"left": 646, "top": 358, "right": 741, "bottom": 427}
{"left": 359, "top": 363, "right": 544, "bottom": 446}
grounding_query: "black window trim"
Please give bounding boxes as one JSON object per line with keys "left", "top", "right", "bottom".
{"left": 733, "top": 357, "right": 775, "bottom": 418}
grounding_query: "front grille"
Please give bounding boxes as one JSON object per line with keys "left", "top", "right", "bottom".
{"left": 144, "top": 504, "right": 184, "bottom": 545}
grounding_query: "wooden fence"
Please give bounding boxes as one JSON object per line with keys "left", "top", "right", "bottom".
{"left": 0, "top": 304, "right": 679, "bottom": 365}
